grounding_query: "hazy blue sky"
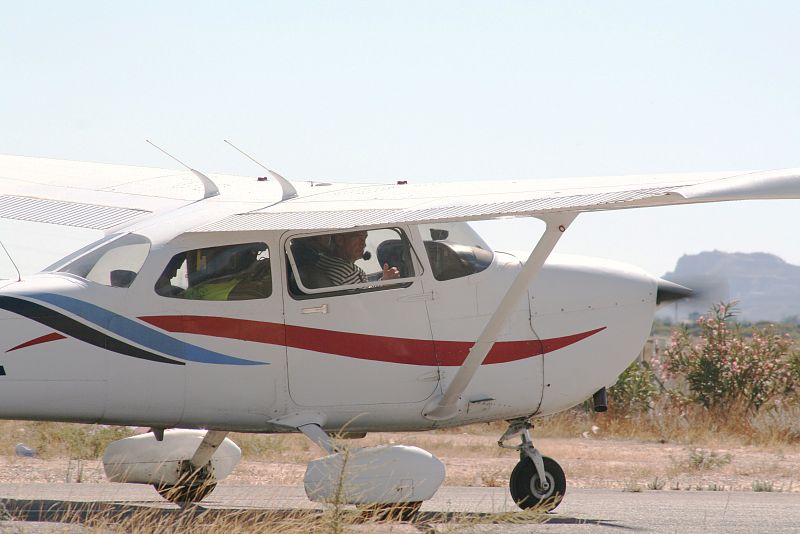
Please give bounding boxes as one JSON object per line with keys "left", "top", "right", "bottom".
{"left": 2, "top": 1, "right": 799, "bottom": 275}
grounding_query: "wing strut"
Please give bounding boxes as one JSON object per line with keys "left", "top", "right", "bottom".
{"left": 422, "top": 212, "right": 578, "bottom": 421}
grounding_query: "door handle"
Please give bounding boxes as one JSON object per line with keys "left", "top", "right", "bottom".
{"left": 397, "top": 291, "right": 434, "bottom": 303}
{"left": 302, "top": 304, "right": 329, "bottom": 314}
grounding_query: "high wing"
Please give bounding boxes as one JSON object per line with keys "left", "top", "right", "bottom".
{"left": 4, "top": 155, "right": 800, "bottom": 232}
{"left": 0, "top": 155, "right": 285, "bottom": 231}
{"left": 196, "top": 167, "right": 800, "bottom": 232}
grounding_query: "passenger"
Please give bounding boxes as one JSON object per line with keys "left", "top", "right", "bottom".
{"left": 184, "top": 245, "right": 269, "bottom": 300}
{"left": 315, "top": 231, "right": 400, "bottom": 287}
{"left": 183, "top": 276, "right": 242, "bottom": 300}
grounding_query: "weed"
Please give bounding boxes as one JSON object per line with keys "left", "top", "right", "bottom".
{"left": 687, "top": 448, "right": 732, "bottom": 470}
{"left": 749, "top": 403, "right": 800, "bottom": 444}
{"left": 20, "top": 423, "right": 134, "bottom": 460}
{"left": 622, "top": 481, "right": 642, "bottom": 492}
{"left": 752, "top": 480, "right": 778, "bottom": 492}
{"left": 479, "top": 470, "right": 504, "bottom": 487}
{"left": 647, "top": 476, "right": 666, "bottom": 490}
{"left": 65, "top": 458, "right": 85, "bottom": 483}
{"left": 233, "top": 434, "right": 291, "bottom": 457}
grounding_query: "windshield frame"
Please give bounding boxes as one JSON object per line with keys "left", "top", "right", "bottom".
{"left": 55, "top": 232, "right": 152, "bottom": 288}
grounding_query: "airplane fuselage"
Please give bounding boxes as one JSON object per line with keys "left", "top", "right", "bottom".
{"left": 0, "top": 223, "right": 657, "bottom": 434}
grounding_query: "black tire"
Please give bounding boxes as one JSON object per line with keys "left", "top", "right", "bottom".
{"left": 155, "top": 482, "right": 217, "bottom": 506}
{"left": 509, "top": 456, "right": 565, "bottom": 511}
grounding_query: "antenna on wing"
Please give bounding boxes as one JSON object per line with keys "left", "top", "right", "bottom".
{"left": 223, "top": 139, "right": 298, "bottom": 201}
{"left": 145, "top": 140, "right": 220, "bottom": 199}
{"left": 0, "top": 241, "right": 21, "bottom": 282}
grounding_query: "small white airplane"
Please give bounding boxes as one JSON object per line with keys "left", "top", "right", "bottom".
{"left": 0, "top": 152, "right": 798, "bottom": 514}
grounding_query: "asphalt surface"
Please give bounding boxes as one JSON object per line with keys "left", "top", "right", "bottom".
{"left": 0, "top": 483, "right": 797, "bottom": 533}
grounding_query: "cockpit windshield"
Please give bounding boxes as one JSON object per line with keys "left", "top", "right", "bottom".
{"left": 57, "top": 233, "right": 151, "bottom": 288}
{"left": 417, "top": 222, "right": 493, "bottom": 281}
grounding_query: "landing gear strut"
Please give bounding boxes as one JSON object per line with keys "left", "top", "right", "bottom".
{"left": 155, "top": 430, "right": 228, "bottom": 506}
{"left": 155, "top": 460, "right": 217, "bottom": 505}
{"left": 499, "top": 418, "right": 566, "bottom": 511}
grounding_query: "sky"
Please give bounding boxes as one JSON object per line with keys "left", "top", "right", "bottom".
{"left": 1, "top": 1, "right": 800, "bottom": 276}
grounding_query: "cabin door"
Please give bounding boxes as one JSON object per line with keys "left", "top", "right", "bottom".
{"left": 282, "top": 227, "right": 439, "bottom": 407}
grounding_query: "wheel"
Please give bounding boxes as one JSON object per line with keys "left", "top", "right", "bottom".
{"left": 509, "top": 456, "right": 565, "bottom": 511}
{"left": 155, "top": 482, "right": 217, "bottom": 505}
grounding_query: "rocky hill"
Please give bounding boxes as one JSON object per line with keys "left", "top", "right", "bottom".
{"left": 659, "top": 251, "right": 800, "bottom": 323}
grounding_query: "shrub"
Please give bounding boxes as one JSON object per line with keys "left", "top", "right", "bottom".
{"left": 686, "top": 448, "right": 732, "bottom": 470}
{"left": 662, "top": 302, "right": 799, "bottom": 412}
{"left": 28, "top": 422, "right": 135, "bottom": 459}
{"left": 748, "top": 402, "right": 800, "bottom": 443}
{"left": 608, "top": 360, "right": 659, "bottom": 414}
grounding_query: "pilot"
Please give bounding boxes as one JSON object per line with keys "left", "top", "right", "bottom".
{"left": 315, "top": 231, "right": 400, "bottom": 287}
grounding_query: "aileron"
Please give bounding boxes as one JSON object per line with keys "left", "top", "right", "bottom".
{"left": 0, "top": 195, "right": 150, "bottom": 229}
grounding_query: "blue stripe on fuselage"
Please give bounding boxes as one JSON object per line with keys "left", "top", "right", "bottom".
{"left": 25, "top": 293, "right": 265, "bottom": 366}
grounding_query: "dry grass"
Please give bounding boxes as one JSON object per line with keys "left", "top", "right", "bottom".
{"left": 0, "top": 421, "right": 135, "bottom": 460}
{"left": 89, "top": 509, "right": 548, "bottom": 534}
{"left": 0, "top": 410, "right": 798, "bottom": 532}
{"left": 0, "top": 484, "right": 551, "bottom": 534}
{"left": 535, "top": 401, "right": 800, "bottom": 448}
{"left": 1, "top": 407, "right": 799, "bottom": 496}
{"left": 5, "top": 401, "right": 797, "bottom": 464}
{"left": 0, "top": 500, "right": 553, "bottom": 534}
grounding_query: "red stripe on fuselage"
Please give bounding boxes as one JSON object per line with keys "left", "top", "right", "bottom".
{"left": 139, "top": 315, "right": 286, "bottom": 346}
{"left": 140, "top": 315, "right": 605, "bottom": 366}
{"left": 7, "top": 332, "right": 66, "bottom": 352}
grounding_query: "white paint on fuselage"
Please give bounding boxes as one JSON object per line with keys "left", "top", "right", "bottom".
{"left": 0, "top": 228, "right": 659, "bottom": 433}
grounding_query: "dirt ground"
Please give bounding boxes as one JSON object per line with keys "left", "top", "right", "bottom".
{"left": 1, "top": 434, "right": 797, "bottom": 493}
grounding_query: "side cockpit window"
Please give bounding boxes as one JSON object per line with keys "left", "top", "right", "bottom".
{"left": 287, "top": 228, "right": 415, "bottom": 297}
{"left": 58, "top": 233, "right": 151, "bottom": 288}
{"left": 418, "top": 222, "right": 493, "bottom": 281}
{"left": 155, "top": 242, "right": 271, "bottom": 301}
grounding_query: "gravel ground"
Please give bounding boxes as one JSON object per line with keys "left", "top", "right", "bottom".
{"left": 2, "top": 435, "right": 797, "bottom": 493}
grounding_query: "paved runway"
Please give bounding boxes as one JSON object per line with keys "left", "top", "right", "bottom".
{"left": 0, "top": 483, "right": 797, "bottom": 533}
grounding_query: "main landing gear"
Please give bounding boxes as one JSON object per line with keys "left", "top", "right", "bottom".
{"left": 499, "top": 418, "right": 566, "bottom": 511}
{"left": 155, "top": 460, "right": 217, "bottom": 506}
{"left": 155, "top": 429, "right": 228, "bottom": 506}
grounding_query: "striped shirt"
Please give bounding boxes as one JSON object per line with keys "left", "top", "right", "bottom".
{"left": 316, "top": 254, "right": 367, "bottom": 286}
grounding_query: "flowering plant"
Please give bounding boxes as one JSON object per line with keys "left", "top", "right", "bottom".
{"left": 662, "top": 302, "right": 799, "bottom": 412}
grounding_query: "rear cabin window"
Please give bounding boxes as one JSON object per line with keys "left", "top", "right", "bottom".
{"left": 58, "top": 233, "right": 151, "bottom": 288}
{"left": 155, "top": 242, "right": 271, "bottom": 301}
{"left": 287, "top": 228, "right": 415, "bottom": 296}
{"left": 418, "top": 222, "right": 493, "bottom": 281}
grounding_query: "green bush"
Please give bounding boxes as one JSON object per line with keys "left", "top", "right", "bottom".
{"left": 608, "top": 360, "right": 659, "bottom": 414}
{"left": 662, "top": 302, "right": 799, "bottom": 412}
